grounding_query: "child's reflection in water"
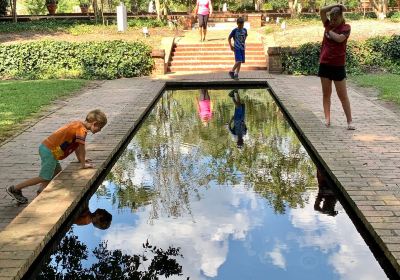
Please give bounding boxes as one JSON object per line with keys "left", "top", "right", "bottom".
{"left": 314, "top": 169, "right": 338, "bottom": 217}
{"left": 228, "top": 89, "right": 247, "bottom": 148}
{"left": 74, "top": 202, "right": 112, "bottom": 230}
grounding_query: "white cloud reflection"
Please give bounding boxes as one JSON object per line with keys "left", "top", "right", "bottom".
{"left": 290, "top": 193, "right": 387, "bottom": 280}
{"left": 266, "top": 241, "right": 288, "bottom": 270}
{"left": 103, "top": 185, "right": 265, "bottom": 280}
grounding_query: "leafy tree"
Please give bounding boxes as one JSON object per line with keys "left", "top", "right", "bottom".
{"left": 37, "top": 230, "right": 186, "bottom": 279}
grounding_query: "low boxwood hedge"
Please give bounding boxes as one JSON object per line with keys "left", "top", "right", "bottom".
{"left": 0, "top": 40, "right": 154, "bottom": 79}
{"left": 282, "top": 35, "right": 400, "bottom": 75}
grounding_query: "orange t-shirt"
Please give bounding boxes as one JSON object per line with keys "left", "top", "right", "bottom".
{"left": 42, "top": 121, "right": 87, "bottom": 160}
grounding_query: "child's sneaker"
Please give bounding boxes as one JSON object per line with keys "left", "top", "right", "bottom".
{"left": 6, "top": 185, "right": 28, "bottom": 204}
{"left": 229, "top": 71, "right": 235, "bottom": 79}
{"left": 234, "top": 73, "right": 239, "bottom": 80}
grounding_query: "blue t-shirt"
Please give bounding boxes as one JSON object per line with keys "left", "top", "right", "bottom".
{"left": 229, "top": 104, "right": 247, "bottom": 137}
{"left": 229, "top": 28, "right": 248, "bottom": 50}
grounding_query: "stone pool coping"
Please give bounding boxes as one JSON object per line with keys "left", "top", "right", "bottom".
{"left": 1, "top": 72, "right": 400, "bottom": 279}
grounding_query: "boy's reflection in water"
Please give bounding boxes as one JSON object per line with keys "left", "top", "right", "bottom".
{"left": 228, "top": 89, "right": 247, "bottom": 148}
{"left": 314, "top": 169, "right": 338, "bottom": 217}
{"left": 74, "top": 202, "right": 113, "bottom": 230}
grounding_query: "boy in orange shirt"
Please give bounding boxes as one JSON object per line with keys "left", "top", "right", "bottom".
{"left": 6, "top": 109, "right": 107, "bottom": 204}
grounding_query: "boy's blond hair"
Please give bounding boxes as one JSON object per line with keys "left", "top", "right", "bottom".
{"left": 86, "top": 109, "right": 107, "bottom": 127}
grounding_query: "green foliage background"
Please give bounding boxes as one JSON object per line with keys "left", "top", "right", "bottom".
{"left": 0, "top": 40, "right": 154, "bottom": 79}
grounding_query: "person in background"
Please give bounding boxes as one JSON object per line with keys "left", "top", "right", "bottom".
{"left": 318, "top": 4, "right": 355, "bottom": 130}
{"left": 194, "top": 0, "right": 213, "bottom": 42}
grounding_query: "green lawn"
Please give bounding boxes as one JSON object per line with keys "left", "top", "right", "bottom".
{"left": 350, "top": 74, "right": 400, "bottom": 104}
{"left": 0, "top": 80, "right": 87, "bottom": 142}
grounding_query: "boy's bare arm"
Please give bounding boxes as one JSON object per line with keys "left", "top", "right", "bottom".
{"left": 228, "top": 37, "right": 234, "bottom": 51}
{"left": 75, "top": 144, "right": 94, "bottom": 169}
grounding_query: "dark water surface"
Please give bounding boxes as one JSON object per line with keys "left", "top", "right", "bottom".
{"left": 36, "top": 89, "right": 388, "bottom": 279}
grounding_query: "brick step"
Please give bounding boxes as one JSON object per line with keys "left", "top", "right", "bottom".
{"left": 174, "top": 43, "right": 263, "bottom": 48}
{"left": 174, "top": 46, "right": 263, "bottom": 51}
{"left": 168, "top": 65, "right": 268, "bottom": 72}
{"left": 171, "top": 56, "right": 266, "bottom": 61}
{"left": 169, "top": 61, "right": 267, "bottom": 66}
{"left": 172, "top": 50, "right": 265, "bottom": 56}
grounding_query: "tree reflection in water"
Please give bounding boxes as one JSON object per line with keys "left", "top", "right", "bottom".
{"left": 102, "top": 89, "right": 316, "bottom": 221}
{"left": 37, "top": 230, "right": 186, "bottom": 279}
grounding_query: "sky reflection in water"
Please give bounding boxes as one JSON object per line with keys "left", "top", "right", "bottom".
{"left": 38, "top": 89, "right": 387, "bottom": 280}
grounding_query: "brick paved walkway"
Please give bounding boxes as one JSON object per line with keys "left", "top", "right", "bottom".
{"left": 1, "top": 72, "right": 400, "bottom": 278}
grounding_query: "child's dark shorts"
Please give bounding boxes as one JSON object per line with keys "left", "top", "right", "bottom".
{"left": 318, "top": 63, "right": 346, "bottom": 81}
{"left": 198, "top": 14, "right": 209, "bottom": 28}
{"left": 234, "top": 48, "right": 245, "bottom": 63}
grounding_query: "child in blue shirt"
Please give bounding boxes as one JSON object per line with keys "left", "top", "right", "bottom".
{"left": 228, "top": 17, "right": 248, "bottom": 80}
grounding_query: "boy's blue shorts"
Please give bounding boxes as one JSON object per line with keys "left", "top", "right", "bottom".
{"left": 234, "top": 49, "right": 245, "bottom": 63}
{"left": 39, "top": 144, "right": 61, "bottom": 181}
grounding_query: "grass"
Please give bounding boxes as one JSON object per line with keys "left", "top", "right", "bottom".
{"left": 350, "top": 74, "right": 400, "bottom": 104}
{"left": 0, "top": 79, "right": 87, "bottom": 142}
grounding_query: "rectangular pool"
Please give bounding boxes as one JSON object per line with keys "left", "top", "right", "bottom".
{"left": 34, "top": 88, "right": 389, "bottom": 279}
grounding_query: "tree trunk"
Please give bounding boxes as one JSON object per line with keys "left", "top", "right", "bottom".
{"left": 155, "top": 0, "right": 161, "bottom": 20}
{"left": 370, "top": 0, "right": 388, "bottom": 19}
{"left": 131, "top": 0, "right": 138, "bottom": 14}
{"left": 289, "top": 0, "right": 298, "bottom": 17}
{"left": 12, "top": 0, "right": 17, "bottom": 22}
{"left": 254, "top": 0, "right": 263, "bottom": 11}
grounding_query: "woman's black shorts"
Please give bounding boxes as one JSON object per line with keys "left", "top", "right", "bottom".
{"left": 198, "top": 14, "right": 209, "bottom": 28}
{"left": 318, "top": 64, "right": 346, "bottom": 81}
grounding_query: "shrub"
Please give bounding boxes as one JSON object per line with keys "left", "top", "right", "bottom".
{"left": 127, "top": 18, "right": 167, "bottom": 28}
{"left": 0, "top": 40, "right": 154, "bottom": 80}
{"left": 282, "top": 43, "right": 320, "bottom": 75}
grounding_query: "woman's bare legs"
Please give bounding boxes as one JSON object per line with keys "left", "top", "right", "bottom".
{"left": 321, "top": 77, "right": 332, "bottom": 127}
{"left": 199, "top": 27, "right": 204, "bottom": 42}
{"left": 334, "top": 79, "right": 354, "bottom": 129}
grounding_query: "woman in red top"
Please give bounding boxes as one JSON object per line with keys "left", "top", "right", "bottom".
{"left": 318, "top": 4, "right": 355, "bottom": 130}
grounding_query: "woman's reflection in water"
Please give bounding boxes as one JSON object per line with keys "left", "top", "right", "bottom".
{"left": 196, "top": 89, "right": 213, "bottom": 126}
{"left": 314, "top": 169, "right": 338, "bottom": 216}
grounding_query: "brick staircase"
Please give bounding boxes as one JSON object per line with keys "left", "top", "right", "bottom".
{"left": 167, "top": 42, "right": 267, "bottom": 73}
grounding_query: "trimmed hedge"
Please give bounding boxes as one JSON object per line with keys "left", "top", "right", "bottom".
{"left": 282, "top": 35, "right": 400, "bottom": 75}
{"left": 0, "top": 40, "right": 154, "bottom": 79}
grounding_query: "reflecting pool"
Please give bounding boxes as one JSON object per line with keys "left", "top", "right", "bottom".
{"left": 36, "top": 89, "right": 388, "bottom": 279}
